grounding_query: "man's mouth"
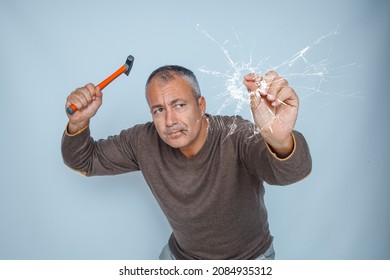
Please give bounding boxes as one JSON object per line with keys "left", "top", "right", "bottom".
{"left": 165, "top": 124, "right": 188, "bottom": 138}
{"left": 168, "top": 130, "right": 187, "bottom": 138}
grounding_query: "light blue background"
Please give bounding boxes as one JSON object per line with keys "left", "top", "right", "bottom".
{"left": 0, "top": 0, "right": 389, "bottom": 259}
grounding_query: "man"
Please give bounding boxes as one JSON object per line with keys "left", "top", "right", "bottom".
{"left": 62, "top": 65, "right": 312, "bottom": 259}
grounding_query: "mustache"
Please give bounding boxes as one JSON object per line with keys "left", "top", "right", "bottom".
{"left": 164, "top": 124, "right": 188, "bottom": 134}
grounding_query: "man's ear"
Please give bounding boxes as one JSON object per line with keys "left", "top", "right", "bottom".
{"left": 198, "top": 96, "right": 206, "bottom": 116}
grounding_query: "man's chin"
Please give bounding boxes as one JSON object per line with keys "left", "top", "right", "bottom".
{"left": 163, "top": 135, "right": 187, "bottom": 148}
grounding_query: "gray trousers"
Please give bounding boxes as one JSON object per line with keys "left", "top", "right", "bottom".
{"left": 159, "top": 242, "right": 275, "bottom": 260}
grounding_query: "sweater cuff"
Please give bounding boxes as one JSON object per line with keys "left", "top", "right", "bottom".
{"left": 64, "top": 123, "right": 89, "bottom": 136}
{"left": 265, "top": 133, "right": 296, "bottom": 161}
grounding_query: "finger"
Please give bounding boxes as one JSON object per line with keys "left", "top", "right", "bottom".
{"left": 95, "top": 85, "right": 103, "bottom": 99}
{"left": 250, "top": 87, "right": 273, "bottom": 111}
{"left": 263, "top": 71, "right": 278, "bottom": 85}
{"left": 244, "top": 72, "right": 259, "bottom": 82}
{"left": 74, "top": 88, "right": 91, "bottom": 108}
{"left": 84, "top": 83, "right": 96, "bottom": 100}
{"left": 259, "top": 71, "right": 276, "bottom": 96}
{"left": 273, "top": 86, "right": 299, "bottom": 108}
{"left": 67, "top": 86, "right": 92, "bottom": 110}
{"left": 256, "top": 77, "right": 268, "bottom": 96}
{"left": 267, "top": 76, "right": 289, "bottom": 103}
{"left": 243, "top": 76, "right": 258, "bottom": 92}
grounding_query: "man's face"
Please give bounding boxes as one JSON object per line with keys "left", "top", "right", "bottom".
{"left": 147, "top": 76, "right": 206, "bottom": 154}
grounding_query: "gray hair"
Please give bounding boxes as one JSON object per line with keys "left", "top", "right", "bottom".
{"left": 145, "top": 65, "right": 201, "bottom": 103}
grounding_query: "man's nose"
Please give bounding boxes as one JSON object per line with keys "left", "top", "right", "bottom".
{"left": 165, "top": 108, "right": 177, "bottom": 127}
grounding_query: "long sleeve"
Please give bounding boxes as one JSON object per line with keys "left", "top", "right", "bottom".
{"left": 243, "top": 129, "right": 312, "bottom": 186}
{"left": 61, "top": 125, "right": 140, "bottom": 176}
{"left": 264, "top": 131, "right": 312, "bottom": 185}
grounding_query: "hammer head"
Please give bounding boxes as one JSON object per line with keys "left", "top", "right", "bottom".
{"left": 124, "top": 55, "right": 134, "bottom": 76}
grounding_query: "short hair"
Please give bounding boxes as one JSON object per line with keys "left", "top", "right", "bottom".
{"left": 145, "top": 65, "right": 201, "bottom": 103}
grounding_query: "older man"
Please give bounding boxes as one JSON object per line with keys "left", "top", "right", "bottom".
{"left": 62, "top": 65, "right": 311, "bottom": 259}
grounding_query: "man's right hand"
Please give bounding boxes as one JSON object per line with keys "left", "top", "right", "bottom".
{"left": 65, "top": 83, "right": 103, "bottom": 134}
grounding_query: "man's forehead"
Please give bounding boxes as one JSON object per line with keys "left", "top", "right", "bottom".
{"left": 148, "top": 77, "right": 193, "bottom": 101}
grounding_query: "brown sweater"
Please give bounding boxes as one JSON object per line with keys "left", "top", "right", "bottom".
{"left": 61, "top": 115, "right": 312, "bottom": 259}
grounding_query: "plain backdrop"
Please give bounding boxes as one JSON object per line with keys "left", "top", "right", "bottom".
{"left": 0, "top": 0, "right": 389, "bottom": 259}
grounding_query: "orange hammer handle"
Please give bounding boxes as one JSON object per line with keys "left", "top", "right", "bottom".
{"left": 98, "top": 64, "right": 127, "bottom": 90}
{"left": 66, "top": 64, "right": 128, "bottom": 115}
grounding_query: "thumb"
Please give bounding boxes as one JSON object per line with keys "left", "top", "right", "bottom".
{"left": 243, "top": 78, "right": 258, "bottom": 92}
{"left": 92, "top": 86, "right": 103, "bottom": 107}
{"left": 95, "top": 85, "right": 103, "bottom": 100}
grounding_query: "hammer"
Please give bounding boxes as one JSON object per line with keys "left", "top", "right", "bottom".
{"left": 66, "top": 55, "right": 134, "bottom": 115}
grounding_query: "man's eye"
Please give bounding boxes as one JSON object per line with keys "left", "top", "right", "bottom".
{"left": 175, "top": 104, "right": 185, "bottom": 109}
{"left": 153, "top": 108, "right": 164, "bottom": 114}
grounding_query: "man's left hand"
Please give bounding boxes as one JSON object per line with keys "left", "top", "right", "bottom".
{"left": 243, "top": 71, "right": 299, "bottom": 157}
